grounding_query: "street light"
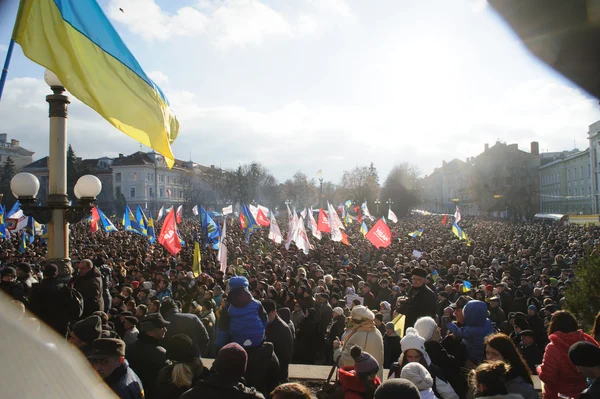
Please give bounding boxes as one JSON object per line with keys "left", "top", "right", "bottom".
{"left": 10, "top": 70, "right": 103, "bottom": 279}
{"left": 386, "top": 198, "right": 393, "bottom": 209}
{"left": 374, "top": 198, "right": 381, "bottom": 215}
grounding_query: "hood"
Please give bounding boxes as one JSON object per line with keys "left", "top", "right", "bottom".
{"left": 549, "top": 330, "right": 596, "bottom": 353}
{"left": 228, "top": 287, "right": 253, "bottom": 308}
{"left": 278, "top": 307, "right": 291, "bottom": 323}
{"left": 463, "top": 300, "right": 490, "bottom": 327}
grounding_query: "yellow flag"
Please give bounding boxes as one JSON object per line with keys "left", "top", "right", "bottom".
{"left": 192, "top": 239, "right": 201, "bottom": 277}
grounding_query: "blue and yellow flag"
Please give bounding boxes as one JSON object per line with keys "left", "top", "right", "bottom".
{"left": 199, "top": 206, "right": 221, "bottom": 249}
{"left": 123, "top": 205, "right": 145, "bottom": 236}
{"left": 431, "top": 270, "right": 440, "bottom": 282}
{"left": 7, "top": 201, "right": 20, "bottom": 218}
{"left": 97, "top": 207, "right": 117, "bottom": 233}
{"left": 20, "top": 231, "right": 27, "bottom": 254}
{"left": 0, "top": 205, "right": 6, "bottom": 238}
{"left": 40, "top": 224, "right": 48, "bottom": 243}
{"left": 26, "top": 216, "right": 36, "bottom": 244}
{"left": 452, "top": 222, "right": 470, "bottom": 245}
{"left": 241, "top": 203, "right": 260, "bottom": 242}
{"left": 13, "top": 0, "right": 179, "bottom": 167}
{"left": 136, "top": 205, "right": 148, "bottom": 235}
{"left": 360, "top": 221, "right": 368, "bottom": 237}
{"left": 462, "top": 280, "right": 472, "bottom": 293}
{"left": 408, "top": 228, "right": 424, "bottom": 238}
{"left": 147, "top": 218, "right": 156, "bottom": 244}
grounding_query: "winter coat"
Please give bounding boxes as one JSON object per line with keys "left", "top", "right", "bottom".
{"left": 316, "top": 302, "right": 334, "bottom": 336}
{"left": 73, "top": 267, "right": 104, "bottom": 318}
{"left": 375, "top": 287, "right": 392, "bottom": 305}
{"left": 104, "top": 360, "right": 144, "bottom": 399}
{"left": 519, "top": 342, "right": 543, "bottom": 375}
{"left": 391, "top": 362, "right": 459, "bottom": 399}
{"left": 339, "top": 366, "right": 381, "bottom": 399}
{"left": 334, "top": 321, "right": 385, "bottom": 380}
{"left": 244, "top": 342, "right": 280, "bottom": 399}
{"left": 383, "top": 333, "right": 402, "bottom": 369}
{"left": 380, "top": 309, "right": 392, "bottom": 324}
{"left": 216, "top": 287, "right": 267, "bottom": 349}
{"left": 18, "top": 274, "right": 38, "bottom": 296}
{"left": 446, "top": 300, "right": 494, "bottom": 363}
{"left": 424, "top": 340, "right": 468, "bottom": 399}
{"left": 155, "top": 363, "right": 209, "bottom": 399}
{"left": 295, "top": 313, "right": 321, "bottom": 364}
{"left": 404, "top": 285, "right": 438, "bottom": 333}
{"left": 537, "top": 330, "right": 599, "bottom": 399}
{"left": 1, "top": 280, "right": 27, "bottom": 304}
{"left": 265, "top": 316, "right": 294, "bottom": 383}
{"left": 505, "top": 376, "right": 538, "bottom": 399}
{"left": 28, "top": 277, "right": 71, "bottom": 337}
{"left": 163, "top": 309, "right": 210, "bottom": 354}
{"left": 179, "top": 373, "right": 265, "bottom": 399}
{"left": 125, "top": 333, "right": 168, "bottom": 399}
{"left": 291, "top": 309, "right": 305, "bottom": 329}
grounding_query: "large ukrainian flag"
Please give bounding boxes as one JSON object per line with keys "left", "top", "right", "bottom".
{"left": 12, "top": 0, "right": 179, "bottom": 167}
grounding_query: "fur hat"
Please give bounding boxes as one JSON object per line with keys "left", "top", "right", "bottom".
{"left": 351, "top": 305, "right": 374, "bottom": 321}
{"left": 413, "top": 317, "right": 437, "bottom": 341}
{"left": 400, "top": 362, "right": 433, "bottom": 391}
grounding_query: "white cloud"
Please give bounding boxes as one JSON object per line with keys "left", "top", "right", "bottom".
{"left": 305, "top": 0, "right": 354, "bottom": 21}
{"left": 0, "top": 44, "right": 7, "bottom": 53}
{"left": 471, "top": 0, "right": 489, "bottom": 14}
{"left": 297, "top": 15, "right": 317, "bottom": 35}
{"left": 107, "top": 0, "right": 291, "bottom": 48}
{"left": 148, "top": 70, "right": 169, "bottom": 86}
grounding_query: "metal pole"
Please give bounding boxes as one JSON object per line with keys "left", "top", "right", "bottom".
{"left": 0, "top": 39, "right": 15, "bottom": 102}
{"left": 46, "top": 85, "right": 71, "bottom": 278}
{"left": 319, "top": 177, "right": 323, "bottom": 209}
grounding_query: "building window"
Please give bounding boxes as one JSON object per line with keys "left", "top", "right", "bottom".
{"left": 149, "top": 187, "right": 154, "bottom": 197}
{"left": 133, "top": 172, "right": 138, "bottom": 181}
{"left": 160, "top": 188, "right": 164, "bottom": 198}
{"left": 147, "top": 173, "right": 151, "bottom": 181}
{"left": 116, "top": 173, "right": 121, "bottom": 182}
{"left": 130, "top": 187, "right": 135, "bottom": 198}
{"left": 159, "top": 175, "right": 164, "bottom": 183}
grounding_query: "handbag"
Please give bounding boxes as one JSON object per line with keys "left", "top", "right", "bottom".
{"left": 316, "top": 363, "right": 344, "bottom": 399}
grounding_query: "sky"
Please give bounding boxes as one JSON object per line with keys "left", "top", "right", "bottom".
{"left": 1, "top": 0, "right": 600, "bottom": 184}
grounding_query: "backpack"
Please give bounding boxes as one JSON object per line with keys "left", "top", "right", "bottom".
{"left": 61, "top": 285, "right": 84, "bottom": 321}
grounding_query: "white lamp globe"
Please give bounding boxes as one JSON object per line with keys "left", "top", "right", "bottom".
{"left": 10, "top": 172, "right": 40, "bottom": 198}
{"left": 44, "top": 69, "right": 63, "bottom": 87}
{"left": 74, "top": 175, "right": 102, "bottom": 199}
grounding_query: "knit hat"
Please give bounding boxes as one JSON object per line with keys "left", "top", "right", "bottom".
{"left": 214, "top": 343, "right": 248, "bottom": 377}
{"left": 569, "top": 341, "right": 600, "bottom": 367}
{"left": 167, "top": 334, "right": 200, "bottom": 363}
{"left": 333, "top": 307, "right": 344, "bottom": 317}
{"left": 400, "top": 328, "right": 430, "bottom": 365}
{"left": 400, "top": 362, "right": 434, "bottom": 391}
{"left": 350, "top": 346, "right": 380, "bottom": 377}
{"left": 413, "top": 317, "right": 437, "bottom": 341}
{"left": 228, "top": 276, "right": 249, "bottom": 291}
{"left": 1, "top": 267, "right": 16, "bottom": 278}
{"left": 374, "top": 379, "right": 420, "bottom": 399}
{"left": 528, "top": 305, "right": 537, "bottom": 312}
{"left": 351, "top": 305, "right": 374, "bottom": 321}
{"left": 72, "top": 315, "right": 102, "bottom": 345}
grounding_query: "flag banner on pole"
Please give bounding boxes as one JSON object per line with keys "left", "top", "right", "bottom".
{"left": 441, "top": 214, "right": 448, "bottom": 225}
{"left": 13, "top": 0, "right": 179, "bottom": 166}
{"left": 222, "top": 205, "right": 233, "bottom": 215}
{"left": 136, "top": 205, "right": 149, "bottom": 235}
{"left": 388, "top": 208, "right": 398, "bottom": 223}
{"left": 360, "top": 221, "right": 368, "bottom": 237}
{"left": 192, "top": 232, "right": 201, "bottom": 277}
{"left": 327, "top": 202, "right": 343, "bottom": 242}
{"left": 240, "top": 203, "right": 260, "bottom": 242}
{"left": 176, "top": 205, "right": 183, "bottom": 223}
{"left": 123, "top": 205, "right": 145, "bottom": 236}
{"left": 317, "top": 208, "right": 331, "bottom": 233}
{"left": 158, "top": 207, "right": 181, "bottom": 255}
{"left": 408, "top": 228, "right": 424, "bottom": 238}
{"left": 365, "top": 218, "right": 392, "bottom": 248}
{"left": 157, "top": 206, "right": 165, "bottom": 222}
{"left": 256, "top": 208, "right": 270, "bottom": 226}
{"left": 454, "top": 206, "right": 462, "bottom": 224}
{"left": 268, "top": 211, "right": 283, "bottom": 244}
{"left": 192, "top": 205, "right": 198, "bottom": 216}
{"left": 292, "top": 217, "right": 312, "bottom": 255}
{"left": 308, "top": 207, "right": 322, "bottom": 240}
{"left": 218, "top": 218, "right": 228, "bottom": 272}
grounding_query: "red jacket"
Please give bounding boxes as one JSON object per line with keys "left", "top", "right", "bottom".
{"left": 537, "top": 330, "right": 598, "bottom": 399}
{"left": 339, "top": 366, "right": 381, "bottom": 399}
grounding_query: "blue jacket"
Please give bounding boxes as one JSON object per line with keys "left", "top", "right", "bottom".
{"left": 104, "top": 360, "right": 144, "bottom": 399}
{"left": 216, "top": 287, "right": 267, "bottom": 349}
{"left": 447, "top": 300, "right": 494, "bottom": 363}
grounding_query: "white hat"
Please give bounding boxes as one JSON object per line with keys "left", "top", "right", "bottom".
{"left": 400, "top": 362, "right": 433, "bottom": 391}
{"left": 351, "top": 305, "right": 374, "bottom": 321}
{"left": 333, "top": 307, "right": 344, "bottom": 317}
{"left": 414, "top": 317, "right": 437, "bottom": 341}
{"left": 142, "top": 281, "right": 153, "bottom": 290}
{"left": 400, "top": 328, "right": 431, "bottom": 366}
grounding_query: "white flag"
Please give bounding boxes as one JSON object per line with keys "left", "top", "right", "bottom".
{"left": 293, "top": 217, "right": 312, "bottom": 255}
{"left": 249, "top": 204, "right": 259, "bottom": 221}
{"left": 192, "top": 205, "right": 199, "bottom": 216}
{"left": 300, "top": 207, "right": 308, "bottom": 219}
{"left": 327, "top": 202, "right": 343, "bottom": 242}
{"left": 156, "top": 206, "right": 165, "bottom": 222}
{"left": 218, "top": 218, "right": 228, "bottom": 272}
{"left": 268, "top": 211, "right": 283, "bottom": 244}
{"left": 454, "top": 206, "right": 462, "bottom": 224}
{"left": 222, "top": 205, "right": 233, "bottom": 215}
{"left": 308, "top": 207, "right": 322, "bottom": 240}
{"left": 285, "top": 204, "right": 299, "bottom": 249}
{"left": 388, "top": 208, "right": 398, "bottom": 223}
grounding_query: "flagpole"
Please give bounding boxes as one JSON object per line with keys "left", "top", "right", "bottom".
{"left": 0, "top": 39, "right": 16, "bottom": 102}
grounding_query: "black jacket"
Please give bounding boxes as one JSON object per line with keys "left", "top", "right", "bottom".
{"left": 125, "top": 334, "right": 168, "bottom": 399}
{"left": 315, "top": 302, "right": 333, "bottom": 336}
{"left": 383, "top": 333, "right": 401, "bottom": 369}
{"left": 29, "top": 277, "right": 71, "bottom": 337}
{"left": 156, "top": 363, "right": 209, "bottom": 399}
{"left": 244, "top": 342, "right": 279, "bottom": 398}
{"left": 403, "top": 284, "right": 437, "bottom": 332}
{"left": 519, "top": 342, "right": 543, "bottom": 375}
{"left": 73, "top": 267, "right": 104, "bottom": 318}
{"left": 425, "top": 339, "right": 468, "bottom": 398}
{"left": 375, "top": 287, "right": 392, "bottom": 305}
{"left": 180, "top": 373, "right": 265, "bottom": 399}
{"left": 0, "top": 280, "right": 27, "bottom": 305}
{"left": 104, "top": 360, "right": 144, "bottom": 399}
{"left": 265, "top": 316, "right": 293, "bottom": 383}
{"left": 162, "top": 309, "right": 210, "bottom": 354}
{"left": 327, "top": 316, "right": 346, "bottom": 343}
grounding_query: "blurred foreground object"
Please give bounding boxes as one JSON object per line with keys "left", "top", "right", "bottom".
{"left": 490, "top": 0, "right": 600, "bottom": 99}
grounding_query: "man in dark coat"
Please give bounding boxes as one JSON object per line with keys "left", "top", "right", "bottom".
{"left": 569, "top": 341, "right": 600, "bottom": 399}
{"left": 360, "top": 283, "right": 377, "bottom": 310}
{"left": 488, "top": 296, "right": 506, "bottom": 327}
{"left": 90, "top": 338, "right": 144, "bottom": 399}
{"left": 519, "top": 330, "right": 543, "bottom": 375}
{"left": 29, "top": 263, "right": 71, "bottom": 337}
{"left": 315, "top": 293, "right": 333, "bottom": 363}
{"left": 15, "top": 262, "right": 37, "bottom": 296}
{"left": 180, "top": 343, "right": 265, "bottom": 399}
{"left": 73, "top": 259, "right": 104, "bottom": 318}
{"left": 262, "top": 299, "right": 293, "bottom": 383}
{"left": 160, "top": 298, "right": 209, "bottom": 353}
{"left": 69, "top": 315, "right": 103, "bottom": 358}
{"left": 375, "top": 278, "right": 392, "bottom": 305}
{"left": 0, "top": 267, "right": 27, "bottom": 304}
{"left": 402, "top": 268, "right": 437, "bottom": 333}
{"left": 126, "top": 313, "right": 170, "bottom": 399}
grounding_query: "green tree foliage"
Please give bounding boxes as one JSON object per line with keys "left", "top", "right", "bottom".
{"left": 114, "top": 192, "right": 127, "bottom": 217}
{"left": 67, "top": 144, "right": 85, "bottom": 198}
{"left": 565, "top": 254, "right": 600, "bottom": 332}
{"left": 380, "top": 163, "right": 420, "bottom": 217}
{"left": 0, "top": 156, "right": 18, "bottom": 209}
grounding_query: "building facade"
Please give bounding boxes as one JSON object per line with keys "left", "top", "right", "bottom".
{"left": 0, "top": 133, "right": 34, "bottom": 169}
{"left": 589, "top": 120, "right": 600, "bottom": 213}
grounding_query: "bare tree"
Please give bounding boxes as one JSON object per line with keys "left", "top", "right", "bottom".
{"left": 281, "top": 171, "right": 318, "bottom": 208}
{"left": 339, "top": 164, "right": 380, "bottom": 203}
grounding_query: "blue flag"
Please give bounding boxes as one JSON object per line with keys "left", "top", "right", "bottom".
{"left": 97, "top": 207, "right": 117, "bottom": 233}
{"left": 240, "top": 203, "right": 259, "bottom": 242}
{"left": 0, "top": 205, "right": 6, "bottom": 238}
{"left": 41, "top": 224, "right": 48, "bottom": 243}
{"left": 408, "top": 228, "right": 424, "bottom": 238}
{"left": 147, "top": 218, "right": 156, "bottom": 244}
{"left": 20, "top": 231, "right": 27, "bottom": 254}
{"left": 462, "top": 280, "right": 472, "bottom": 292}
{"left": 123, "top": 205, "right": 146, "bottom": 235}
{"left": 26, "top": 216, "right": 36, "bottom": 244}
{"left": 7, "top": 200, "right": 20, "bottom": 218}
{"left": 136, "top": 205, "right": 149, "bottom": 235}
{"left": 199, "top": 206, "right": 221, "bottom": 249}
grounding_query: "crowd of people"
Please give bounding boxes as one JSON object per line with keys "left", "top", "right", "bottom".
{"left": 2, "top": 212, "right": 600, "bottom": 399}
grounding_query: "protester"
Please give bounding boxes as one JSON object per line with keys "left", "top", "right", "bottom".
{"left": 401, "top": 362, "right": 438, "bottom": 399}
{"left": 73, "top": 259, "right": 104, "bottom": 318}
{"left": 446, "top": 300, "right": 494, "bottom": 364}
{"left": 470, "top": 360, "right": 523, "bottom": 399}
{"left": 262, "top": 299, "right": 294, "bottom": 383}
{"left": 568, "top": 341, "right": 600, "bottom": 399}
{"left": 374, "top": 378, "right": 421, "bottom": 399}
{"left": 270, "top": 382, "right": 312, "bottom": 399}
{"left": 160, "top": 298, "right": 209, "bottom": 353}
{"left": 339, "top": 346, "right": 382, "bottom": 399}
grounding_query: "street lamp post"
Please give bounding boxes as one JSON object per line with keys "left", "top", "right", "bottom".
{"left": 319, "top": 176, "right": 323, "bottom": 209}
{"left": 10, "top": 70, "right": 102, "bottom": 279}
{"left": 374, "top": 198, "right": 381, "bottom": 215}
{"left": 386, "top": 198, "right": 393, "bottom": 210}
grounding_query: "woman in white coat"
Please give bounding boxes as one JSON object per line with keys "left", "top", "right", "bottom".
{"left": 333, "top": 305, "right": 385, "bottom": 379}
